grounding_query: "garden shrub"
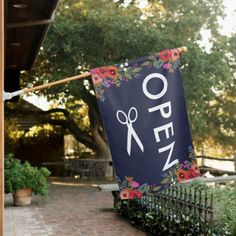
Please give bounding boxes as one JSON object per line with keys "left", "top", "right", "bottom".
{"left": 115, "top": 182, "right": 236, "bottom": 235}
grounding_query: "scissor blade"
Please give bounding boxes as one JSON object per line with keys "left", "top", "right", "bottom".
{"left": 130, "top": 127, "right": 144, "bottom": 153}
{"left": 127, "top": 127, "right": 132, "bottom": 156}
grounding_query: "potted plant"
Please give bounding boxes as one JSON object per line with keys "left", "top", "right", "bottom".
{"left": 4, "top": 153, "right": 51, "bottom": 206}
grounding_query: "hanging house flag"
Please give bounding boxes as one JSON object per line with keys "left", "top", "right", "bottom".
{"left": 90, "top": 49, "right": 200, "bottom": 199}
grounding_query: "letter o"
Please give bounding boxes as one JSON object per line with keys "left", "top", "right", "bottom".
{"left": 142, "top": 73, "right": 168, "bottom": 100}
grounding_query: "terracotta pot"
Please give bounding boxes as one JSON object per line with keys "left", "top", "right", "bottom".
{"left": 13, "top": 188, "right": 32, "bottom": 206}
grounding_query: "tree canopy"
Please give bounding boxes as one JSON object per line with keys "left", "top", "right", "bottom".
{"left": 19, "top": 0, "right": 235, "bottom": 157}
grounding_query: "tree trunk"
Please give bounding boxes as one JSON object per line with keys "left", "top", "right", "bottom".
{"left": 5, "top": 103, "right": 112, "bottom": 160}
{"left": 91, "top": 127, "right": 111, "bottom": 160}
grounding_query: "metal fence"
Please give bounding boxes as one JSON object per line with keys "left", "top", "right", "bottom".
{"left": 143, "top": 185, "right": 213, "bottom": 224}
{"left": 117, "top": 185, "right": 214, "bottom": 235}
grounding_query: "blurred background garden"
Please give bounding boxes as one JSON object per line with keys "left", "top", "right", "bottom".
{"left": 4, "top": 0, "right": 236, "bottom": 235}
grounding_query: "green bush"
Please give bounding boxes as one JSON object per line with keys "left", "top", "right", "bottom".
{"left": 210, "top": 185, "right": 236, "bottom": 236}
{"left": 115, "top": 198, "right": 214, "bottom": 235}
{"left": 115, "top": 182, "right": 236, "bottom": 235}
{"left": 5, "top": 153, "right": 51, "bottom": 196}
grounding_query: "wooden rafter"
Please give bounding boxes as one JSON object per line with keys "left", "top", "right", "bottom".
{"left": 7, "top": 19, "right": 54, "bottom": 29}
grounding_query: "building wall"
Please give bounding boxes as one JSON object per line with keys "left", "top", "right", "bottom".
{"left": 14, "top": 136, "right": 64, "bottom": 176}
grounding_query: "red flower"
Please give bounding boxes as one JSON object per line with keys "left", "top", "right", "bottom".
{"left": 133, "top": 189, "right": 143, "bottom": 199}
{"left": 159, "top": 50, "right": 172, "bottom": 62}
{"left": 191, "top": 163, "right": 200, "bottom": 175}
{"left": 185, "top": 169, "right": 198, "bottom": 179}
{"left": 129, "top": 190, "right": 136, "bottom": 199}
{"left": 91, "top": 66, "right": 119, "bottom": 80}
{"left": 120, "top": 189, "right": 130, "bottom": 200}
{"left": 97, "top": 67, "right": 109, "bottom": 78}
{"left": 107, "top": 66, "right": 119, "bottom": 79}
{"left": 129, "top": 189, "right": 143, "bottom": 199}
{"left": 177, "top": 169, "right": 187, "bottom": 182}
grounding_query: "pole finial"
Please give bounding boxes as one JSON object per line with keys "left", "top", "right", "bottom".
{"left": 177, "top": 46, "right": 188, "bottom": 54}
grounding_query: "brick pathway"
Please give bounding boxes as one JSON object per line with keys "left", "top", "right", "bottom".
{"left": 4, "top": 181, "right": 148, "bottom": 236}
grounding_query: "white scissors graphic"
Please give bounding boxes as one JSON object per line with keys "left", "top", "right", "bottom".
{"left": 116, "top": 107, "right": 144, "bottom": 156}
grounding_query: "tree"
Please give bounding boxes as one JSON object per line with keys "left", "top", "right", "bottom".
{"left": 18, "top": 0, "right": 235, "bottom": 157}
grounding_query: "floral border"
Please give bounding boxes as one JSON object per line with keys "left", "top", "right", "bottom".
{"left": 117, "top": 146, "right": 201, "bottom": 200}
{"left": 90, "top": 49, "right": 181, "bottom": 101}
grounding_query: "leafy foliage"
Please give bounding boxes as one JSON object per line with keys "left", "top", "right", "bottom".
{"left": 115, "top": 197, "right": 214, "bottom": 235}
{"left": 21, "top": 0, "right": 236, "bottom": 155}
{"left": 4, "top": 154, "right": 51, "bottom": 196}
{"left": 115, "top": 182, "right": 236, "bottom": 235}
{"left": 211, "top": 185, "right": 236, "bottom": 236}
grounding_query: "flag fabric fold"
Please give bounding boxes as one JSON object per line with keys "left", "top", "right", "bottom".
{"left": 90, "top": 49, "right": 200, "bottom": 199}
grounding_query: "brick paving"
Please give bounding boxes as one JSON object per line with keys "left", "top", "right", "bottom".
{"left": 4, "top": 181, "right": 149, "bottom": 236}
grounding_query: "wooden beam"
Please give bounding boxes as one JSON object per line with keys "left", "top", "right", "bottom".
{"left": 7, "top": 19, "right": 53, "bottom": 29}
{"left": 180, "top": 175, "right": 236, "bottom": 184}
{"left": 0, "top": 0, "right": 4, "bottom": 234}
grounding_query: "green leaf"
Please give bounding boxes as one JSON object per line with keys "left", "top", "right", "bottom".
{"left": 138, "top": 183, "right": 148, "bottom": 193}
{"left": 148, "top": 56, "right": 156, "bottom": 60}
{"left": 131, "top": 67, "right": 142, "bottom": 73}
{"left": 153, "top": 59, "right": 158, "bottom": 68}
{"left": 156, "top": 59, "right": 164, "bottom": 69}
{"left": 125, "top": 72, "right": 133, "bottom": 80}
{"left": 145, "top": 185, "right": 150, "bottom": 193}
{"left": 153, "top": 186, "right": 161, "bottom": 191}
{"left": 141, "top": 61, "right": 151, "bottom": 66}
{"left": 168, "top": 170, "right": 173, "bottom": 177}
{"left": 161, "top": 178, "right": 170, "bottom": 184}
{"left": 114, "top": 77, "right": 122, "bottom": 87}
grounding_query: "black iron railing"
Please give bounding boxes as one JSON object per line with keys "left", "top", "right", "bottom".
{"left": 116, "top": 185, "right": 214, "bottom": 235}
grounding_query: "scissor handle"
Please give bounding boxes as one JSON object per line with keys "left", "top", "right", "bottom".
{"left": 128, "top": 107, "right": 138, "bottom": 123}
{"left": 116, "top": 110, "right": 128, "bottom": 124}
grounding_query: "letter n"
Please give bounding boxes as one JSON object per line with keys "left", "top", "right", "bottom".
{"left": 158, "top": 141, "right": 178, "bottom": 171}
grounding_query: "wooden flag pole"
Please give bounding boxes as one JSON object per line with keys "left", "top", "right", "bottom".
{"left": 177, "top": 46, "right": 188, "bottom": 53}
{"left": 23, "top": 46, "right": 187, "bottom": 93}
{"left": 23, "top": 71, "right": 91, "bottom": 93}
{"left": 4, "top": 46, "right": 188, "bottom": 100}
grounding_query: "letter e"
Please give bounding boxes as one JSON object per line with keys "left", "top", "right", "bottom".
{"left": 153, "top": 122, "right": 174, "bottom": 143}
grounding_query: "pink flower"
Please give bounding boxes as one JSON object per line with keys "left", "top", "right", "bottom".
{"left": 163, "top": 63, "right": 170, "bottom": 70}
{"left": 131, "top": 181, "right": 140, "bottom": 188}
{"left": 120, "top": 189, "right": 130, "bottom": 200}
{"left": 171, "top": 49, "right": 179, "bottom": 61}
{"left": 91, "top": 74, "right": 103, "bottom": 85}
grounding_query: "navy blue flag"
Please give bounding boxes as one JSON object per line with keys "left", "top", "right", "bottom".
{"left": 90, "top": 49, "right": 200, "bottom": 199}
